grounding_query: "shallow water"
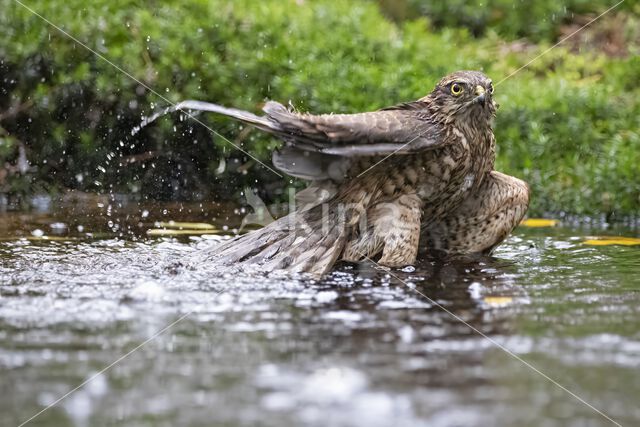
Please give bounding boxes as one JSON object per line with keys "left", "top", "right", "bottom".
{"left": 0, "top": 198, "right": 639, "bottom": 427}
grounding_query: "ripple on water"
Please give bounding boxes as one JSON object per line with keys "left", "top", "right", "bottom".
{"left": 0, "top": 223, "right": 639, "bottom": 426}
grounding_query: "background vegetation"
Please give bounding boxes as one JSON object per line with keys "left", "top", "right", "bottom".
{"left": 1, "top": 0, "right": 639, "bottom": 216}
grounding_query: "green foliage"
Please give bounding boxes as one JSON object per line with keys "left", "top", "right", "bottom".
{"left": 404, "top": 0, "right": 639, "bottom": 41}
{"left": 0, "top": 0, "right": 638, "bottom": 215}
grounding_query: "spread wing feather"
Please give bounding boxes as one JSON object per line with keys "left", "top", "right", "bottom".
{"left": 163, "top": 99, "right": 447, "bottom": 179}
{"left": 262, "top": 101, "right": 446, "bottom": 156}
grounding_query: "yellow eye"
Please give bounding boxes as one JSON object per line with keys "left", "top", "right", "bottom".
{"left": 450, "top": 83, "right": 463, "bottom": 96}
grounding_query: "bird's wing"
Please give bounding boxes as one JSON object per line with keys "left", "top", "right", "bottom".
{"left": 156, "top": 100, "right": 445, "bottom": 156}
{"left": 152, "top": 99, "right": 446, "bottom": 180}
{"left": 263, "top": 101, "right": 445, "bottom": 156}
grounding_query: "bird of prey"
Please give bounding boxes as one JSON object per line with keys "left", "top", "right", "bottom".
{"left": 182, "top": 70, "right": 529, "bottom": 276}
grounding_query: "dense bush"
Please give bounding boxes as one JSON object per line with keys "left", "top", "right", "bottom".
{"left": 1, "top": 0, "right": 638, "bottom": 215}
{"left": 402, "top": 0, "right": 639, "bottom": 41}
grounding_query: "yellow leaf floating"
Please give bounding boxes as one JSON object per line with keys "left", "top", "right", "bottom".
{"left": 483, "top": 296, "right": 513, "bottom": 307}
{"left": 154, "top": 221, "right": 216, "bottom": 230}
{"left": 0, "top": 236, "right": 78, "bottom": 242}
{"left": 583, "top": 236, "right": 640, "bottom": 246}
{"left": 520, "top": 218, "right": 559, "bottom": 228}
{"left": 28, "top": 236, "right": 78, "bottom": 241}
{"left": 147, "top": 229, "right": 222, "bottom": 236}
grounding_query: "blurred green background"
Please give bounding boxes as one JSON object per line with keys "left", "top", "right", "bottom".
{"left": 1, "top": 0, "right": 639, "bottom": 216}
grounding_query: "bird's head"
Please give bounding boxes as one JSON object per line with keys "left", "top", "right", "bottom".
{"left": 425, "top": 70, "right": 497, "bottom": 126}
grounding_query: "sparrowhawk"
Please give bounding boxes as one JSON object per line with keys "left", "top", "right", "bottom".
{"left": 173, "top": 70, "right": 529, "bottom": 276}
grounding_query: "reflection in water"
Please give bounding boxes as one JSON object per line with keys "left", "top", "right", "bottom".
{"left": 0, "top": 202, "right": 639, "bottom": 426}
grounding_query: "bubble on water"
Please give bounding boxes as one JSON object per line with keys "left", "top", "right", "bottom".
{"left": 398, "top": 325, "right": 415, "bottom": 343}
{"left": 314, "top": 290, "right": 338, "bottom": 304}
{"left": 468, "top": 282, "right": 483, "bottom": 300}
{"left": 324, "top": 311, "right": 362, "bottom": 322}
{"left": 261, "top": 392, "right": 294, "bottom": 411}
{"left": 128, "top": 280, "right": 166, "bottom": 302}
{"left": 303, "top": 367, "right": 367, "bottom": 404}
{"left": 63, "top": 389, "right": 93, "bottom": 424}
{"left": 86, "top": 374, "right": 108, "bottom": 397}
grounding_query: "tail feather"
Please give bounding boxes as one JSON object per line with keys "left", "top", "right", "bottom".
{"left": 294, "top": 224, "right": 346, "bottom": 275}
{"left": 213, "top": 226, "right": 286, "bottom": 263}
{"left": 207, "top": 203, "right": 348, "bottom": 277}
{"left": 279, "top": 221, "right": 339, "bottom": 271}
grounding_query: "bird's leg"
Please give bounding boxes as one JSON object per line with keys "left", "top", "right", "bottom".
{"left": 423, "top": 171, "right": 529, "bottom": 255}
{"left": 343, "top": 193, "right": 422, "bottom": 267}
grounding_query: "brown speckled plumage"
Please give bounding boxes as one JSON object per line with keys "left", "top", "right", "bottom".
{"left": 203, "top": 71, "right": 529, "bottom": 276}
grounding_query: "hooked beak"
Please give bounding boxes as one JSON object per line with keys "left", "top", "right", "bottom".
{"left": 474, "top": 85, "right": 486, "bottom": 106}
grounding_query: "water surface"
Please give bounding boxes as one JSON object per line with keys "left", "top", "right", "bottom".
{"left": 0, "top": 198, "right": 638, "bottom": 426}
